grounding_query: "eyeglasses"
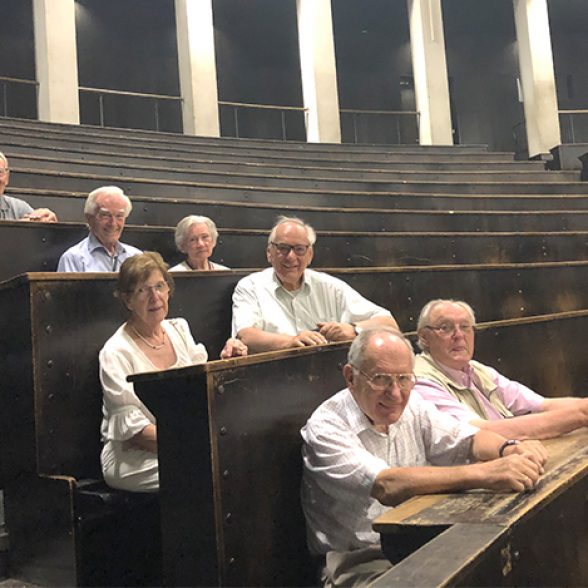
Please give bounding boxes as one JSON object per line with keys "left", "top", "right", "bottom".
{"left": 97, "top": 210, "right": 126, "bottom": 222}
{"left": 0, "top": 168, "right": 9, "bottom": 175}
{"left": 352, "top": 366, "right": 416, "bottom": 392}
{"left": 133, "top": 281, "right": 169, "bottom": 299}
{"left": 270, "top": 242, "right": 311, "bottom": 257}
{"left": 424, "top": 323, "right": 475, "bottom": 337}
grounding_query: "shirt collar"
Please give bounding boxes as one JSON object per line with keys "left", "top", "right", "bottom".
{"left": 426, "top": 353, "right": 475, "bottom": 388}
{"left": 270, "top": 268, "right": 310, "bottom": 295}
{"left": 88, "top": 231, "right": 123, "bottom": 256}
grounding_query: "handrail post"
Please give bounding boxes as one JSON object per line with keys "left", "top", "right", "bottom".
{"left": 1, "top": 82, "right": 6, "bottom": 118}
{"left": 98, "top": 94, "right": 105, "bottom": 127}
{"left": 233, "top": 106, "right": 240, "bottom": 138}
{"left": 352, "top": 113, "right": 358, "bottom": 144}
{"left": 570, "top": 114, "right": 576, "bottom": 144}
{"left": 154, "top": 100, "right": 160, "bottom": 132}
{"left": 280, "top": 110, "right": 287, "bottom": 141}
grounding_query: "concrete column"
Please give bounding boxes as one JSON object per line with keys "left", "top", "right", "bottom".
{"left": 33, "top": 0, "right": 80, "bottom": 124}
{"left": 407, "top": 0, "right": 453, "bottom": 145}
{"left": 296, "top": 0, "right": 341, "bottom": 143}
{"left": 175, "top": 0, "right": 220, "bottom": 137}
{"left": 513, "top": 0, "right": 561, "bottom": 157}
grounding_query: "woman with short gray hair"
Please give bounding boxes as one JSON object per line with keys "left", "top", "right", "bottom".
{"left": 170, "top": 215, "right": 229, "bottom": 271}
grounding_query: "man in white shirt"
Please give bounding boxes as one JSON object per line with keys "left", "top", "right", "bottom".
{"left": 57, "top": 186, "right": 142, "bottom": 272}
{"left": 232, "top": 216, "right": 398, "bottom": 353}
{"left": 301, "top": 328, "right": 547, "bottom": 587}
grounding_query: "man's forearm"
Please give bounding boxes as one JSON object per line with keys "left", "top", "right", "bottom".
{"left": 471, "top": 403, "right": 588, "bottom": 440}
{"left": 237, "top": 327, "right": 297, "bottom": 353}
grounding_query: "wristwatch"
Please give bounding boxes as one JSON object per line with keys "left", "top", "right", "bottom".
{"left": 498, "top": 439, "right": 520, "bottom": 457}
{"left": 351, "top": 322, "right": 363, "bottom": 336}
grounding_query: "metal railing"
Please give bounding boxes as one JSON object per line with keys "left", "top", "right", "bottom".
{"left": 219, "top": 100, "right": 308, "bottom": 141}
{"left": 340, "top": 108, "right": 420, "bottom": 145}
{"left": 559, "top": 109, "right": 588, "bottom": 144}
{"left": 0, "top": 75, "right": 38, "bottom": 118}
{"left": 78, "top": 86, "right": 182, "bottom": 131}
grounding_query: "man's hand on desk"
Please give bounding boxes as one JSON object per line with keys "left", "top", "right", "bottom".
{"left": 503, "top": 439, "right": 548, "bottom": 470}
{"left": 291, "top": 330, "right": 328, "bottom": 347}
{"left": 479, "top": 453, "right": 542, "bottom": 493}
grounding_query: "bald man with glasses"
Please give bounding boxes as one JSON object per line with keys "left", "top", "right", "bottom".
{"left": 413, "top": 299, "right": 588, "bottom": 440}
{"left": 231, "top": 216, "right": 398, "bottom": 353}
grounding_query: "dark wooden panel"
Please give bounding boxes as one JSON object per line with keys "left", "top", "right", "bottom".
{"left": 10, "top": 167, "right": 588, "bottom": 198}
{"left": 0, "top": 272, "right": 241, "bottom": 482}
{"left": 17, "top": 189, "right": 588, "bottom": 232}
{"left": 3, "top": 221, "right": 588, "bottom": 281}
{"left": 133, "top": 344, "right": 350, "bottom": 587}
{"left": 4, "top": 143, "right": 544, "bottom": 172}
{"left": 6, "top": 155, "right": 576, "bottom": 187}
{"left": 474, "top": 313, "right": 588, "bottom": 398}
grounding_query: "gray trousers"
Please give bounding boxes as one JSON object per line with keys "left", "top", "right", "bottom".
{"left": 323, "top": 546, "right": 392, "bottom": 588}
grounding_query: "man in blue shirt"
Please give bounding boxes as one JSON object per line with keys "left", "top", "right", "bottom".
{"left": 57, "top": 186, "right": 142, "bottom": 272}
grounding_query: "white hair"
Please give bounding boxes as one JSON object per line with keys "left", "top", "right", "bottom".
{"left": 347, "top": 327, "right": 415, "bottom": 370}
{"left": 267, "top": 215, "right": 317, "bottom": 246}
{"left": 84, "top": 186, "right": 132, "bottom": 217}
{"left": 0, "top": 152, "right": 7, "bottom": 167}
{"left": 174, "top": 215, "right": 219, "bottom": 252}
{"left": 416, "top": 299, "right": 476, "bottom": 351}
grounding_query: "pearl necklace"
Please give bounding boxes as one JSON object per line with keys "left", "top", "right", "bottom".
{"left": 130, "top": 324, "right": 167, "bottom": 350}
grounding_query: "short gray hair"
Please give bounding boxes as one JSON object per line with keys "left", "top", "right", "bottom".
{"left": 175, "top": 215, "right": 219, "bottom": 252}
{"left": 84, "top": 186, "right": 132, "bottom": 217}
{"left": 267, "top": 215, "right": 317, "bottom": 247}
{"left": 347, "top": 327, "right": 415, "bottom": 370}
{"left": 416, "top": 299, "right": 476, "bottom": 350}
{"left": 0, "top": 151, "right": 7, "bottom": 167}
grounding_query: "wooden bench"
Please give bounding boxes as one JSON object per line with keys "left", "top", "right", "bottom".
{"left": 1, "top": 267, "right": 586, "bottom": 584}
{"left": 130, "top": 310, "right": 588, "bottom": 586}
{"left": 9, "top": 166, "right": 588, "bottom": 202}
{"left": 4, "top": 143, "right": 547, "bottom": 174}
{"left": 13, "top": 187, "right": 588, "bottom": 232}
{"left": 3, "top": 221, "right": 588, "bottom": 281}
{"left": 373, "top": 430, "right": 588, "bottom": 586}
{"left": 6, "top": 152, "right": 577, "bottom": 188}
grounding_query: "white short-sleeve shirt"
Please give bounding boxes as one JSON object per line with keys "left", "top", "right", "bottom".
{"left": 231, "top": 268, "right": 392, "bottom": 337}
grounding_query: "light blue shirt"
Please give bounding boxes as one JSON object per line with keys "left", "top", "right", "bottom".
{"left": 0, "top": 194, "right": 34, "bottom": 220}
{"left": 57, "top": 232, "right": 142, "bottom": 272}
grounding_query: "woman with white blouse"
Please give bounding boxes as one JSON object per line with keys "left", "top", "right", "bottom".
{"left": 99, "top": 251, "right": 246, "bottom": 492}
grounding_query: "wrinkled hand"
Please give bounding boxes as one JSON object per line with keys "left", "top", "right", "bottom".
{"left": 317, "top": 322, "right": 356, "bottom": 342}
{"left": 291, "top": 330, "right": 328, "bottom": 347}
{"left": 504, "top": 440, "right": 548, "bottom": 472}
{"left": 481, "top": 454, "right": 542, "bottom": 493}
{"left": 23, "top": 208, "right": 58, "bottom": 223}
{"left": 220, "top": 338, "right": 248, "bottom": 359}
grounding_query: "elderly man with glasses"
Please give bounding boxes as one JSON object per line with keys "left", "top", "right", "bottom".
{"left": 0, "top": 151, "right": 58, "bottom": 222}
{"left": 231, "top": 216, "right": 398, "bottom": 353}
{"left": 413, "top": 298, "right": 588, "bottom": 440}
{"left": 302, "top": 327, "right": 547, "bottom": 588}
{"left": 57, "top": 185, "right": 142, "bottom": 272}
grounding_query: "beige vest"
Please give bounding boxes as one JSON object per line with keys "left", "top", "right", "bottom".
{"left": 414, "top": 353, "right": 513, "bottom": 420}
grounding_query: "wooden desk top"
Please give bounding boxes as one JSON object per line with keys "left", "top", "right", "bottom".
{"left": 373, "top": 428, "right": 588, "bottom": 533}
